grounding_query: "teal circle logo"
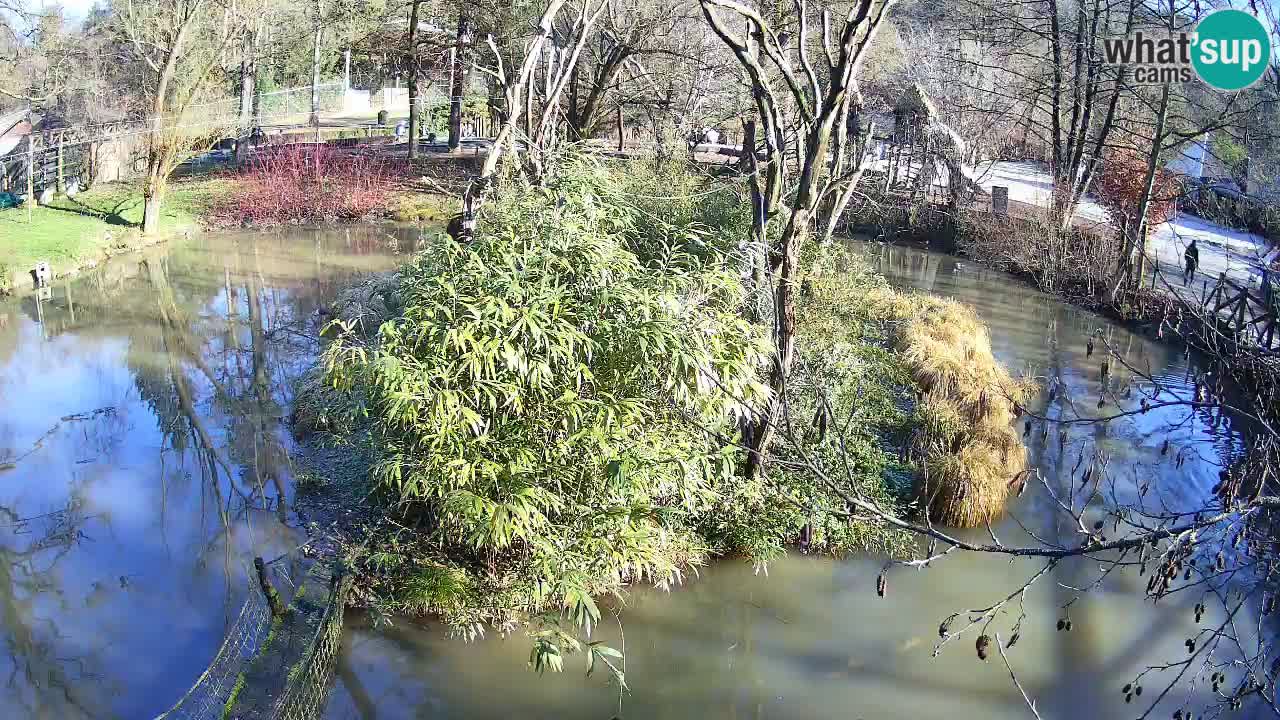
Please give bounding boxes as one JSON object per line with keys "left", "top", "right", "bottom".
{"left": 1192, "top": 9, "right": 1271, "bottom": 91}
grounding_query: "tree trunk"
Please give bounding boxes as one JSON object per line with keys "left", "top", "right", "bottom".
{"left": 142, "top": 166, "right": 165, "bottom": 234}
{"left": 140, "top": 17, "right": 190, "bottom": 236}
{"left": 742, "top": 118, "right": 766, "bottom": 300}
{"left": 448, "top": 16, "right": 472, "bottom": 151}
{"left": 309, "top": 0, "right": 323, "bottom": 128}
{"left": 237, "top": 25, "right": 256, "bottom": 164}
{"left": 407, "top": 0, "right": 422, "bottom": 160}
{"left": 456, "top": 2, "right": 565, "bottom": 242}
{"left": 143, "top": 112, "right": 167, "bottom": 234}
{"left": 616, "top": 104, "right": 624, "bottom": 152}
{"left": 1130, "top": 82, "right": 1170, "bottom": 286}
{"left": 567, "top": 51, "right": 628, "bottom": 140}
{"left": 1107, "top": 0, "right": 1172, "bottom": 302}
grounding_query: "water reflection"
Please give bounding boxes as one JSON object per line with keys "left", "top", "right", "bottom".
{"left": 0, "top": 226, "right": 413, "bottom": 718}
{"left": 323, "top": 241, "right": 1263, "bottom": 720}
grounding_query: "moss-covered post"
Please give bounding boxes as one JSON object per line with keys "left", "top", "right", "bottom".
{"left": 254, "top": 556, "right": 286, "bottom": 617}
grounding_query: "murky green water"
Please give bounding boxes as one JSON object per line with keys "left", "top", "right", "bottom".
{"left": 0, "top": 232, "right": 1263, "bottom": 719}
{"left": 322, "top": 242, "right": 1261, "bottom": 720}
{"left": 0, "top": 226, "right": 418, "bottom": 719}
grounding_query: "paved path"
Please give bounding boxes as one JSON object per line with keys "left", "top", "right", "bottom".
{"left": 963, "top": 160, "right": 1274, "bottom": 298}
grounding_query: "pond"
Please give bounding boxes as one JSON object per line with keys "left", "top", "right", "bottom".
{"left": 0, "top": 226, "right": 418, "bottom": 719}
{"left": 0, "top": 231, "right": 1262, "bottom": 719}
{"left": 321, "top": 241, "right": 1262, "bottom": 720}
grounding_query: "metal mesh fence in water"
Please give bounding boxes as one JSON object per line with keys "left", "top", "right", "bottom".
{"left": 271, "top": 568, "right": 353, "bottom": 720}
{"left": 151, "top": 561, "right": 350, "bottom": 720}
{"left": 152, "top": 584, "right": 273, "bottom": 720}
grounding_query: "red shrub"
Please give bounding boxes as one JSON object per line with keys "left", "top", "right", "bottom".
{"left": 1096, "top": 148, "right": 1182, "bottom": 231}
{"left": 210, "top": 144, "right": 404, "bottom": 226}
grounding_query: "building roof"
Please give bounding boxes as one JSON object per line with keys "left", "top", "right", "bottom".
{"left": 0, "top": 108, "right": 31, "bottom": 158}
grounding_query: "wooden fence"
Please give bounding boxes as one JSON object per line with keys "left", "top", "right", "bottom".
{"left": 1203, "top": 272, "right": 1280, "bottom": 352}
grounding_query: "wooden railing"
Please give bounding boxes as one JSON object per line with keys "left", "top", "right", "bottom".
{"left": 1205, "top": 273, "right": 1280, "bottom": 352}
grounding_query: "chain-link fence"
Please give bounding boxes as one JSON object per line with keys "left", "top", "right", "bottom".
{"left": 152, "top": 584, "right": 274, "bottom": 720}
{"left": 255, "top": 84, "right": 347, "bottom": 125}
{"left": 152, "top": 560, "right": 351, "bottom": 720}
{"left": 271, "top": 566, "right": 353, "bottom": 720}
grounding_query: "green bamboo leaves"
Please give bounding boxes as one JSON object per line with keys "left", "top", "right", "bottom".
{"left": 323, "top": 160, "right": 768, "bottom": 650}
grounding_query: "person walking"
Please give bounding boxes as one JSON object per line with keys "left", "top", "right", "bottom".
{"left": 1184, "top": 239, "right": 1200, "bottom": 285}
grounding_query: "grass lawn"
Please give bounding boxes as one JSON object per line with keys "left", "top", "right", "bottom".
{"left": 0, "top": 177, "right": 231, "bottom": 290}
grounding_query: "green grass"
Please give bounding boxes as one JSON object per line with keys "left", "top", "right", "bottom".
{"left": 0, "top": 177, "right": 231, "bottom": 289}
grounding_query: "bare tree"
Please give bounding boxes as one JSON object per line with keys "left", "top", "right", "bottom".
{"left": 700, "top": 0, "right": 894, "bottom": 477}
{"left": 561, "top": 0, "right": 695, "bottom": 141}
{"left": 115, "top": 0, "right": 230, "bottom": 233}
{"left": 453, "top": 0, "right": 621, "bottom": 240}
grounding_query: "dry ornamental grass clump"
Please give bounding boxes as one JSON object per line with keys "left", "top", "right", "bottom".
{"left": 866, "top": 288, "right": 1034, "bottom": 527}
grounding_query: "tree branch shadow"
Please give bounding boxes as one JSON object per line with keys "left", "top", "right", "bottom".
{"left": 42, "top": 195, "right": 141, "bottom": 228}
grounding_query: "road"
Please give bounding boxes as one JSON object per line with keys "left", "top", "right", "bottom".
{"left": 963, "top": 160, "right": 1274, "bottom": 301}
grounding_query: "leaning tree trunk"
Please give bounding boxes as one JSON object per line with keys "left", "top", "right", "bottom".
{"left": 141, "top": 21, "right": 189, "bottom": 236}
{"left": 1106, "top": 78, "right": 1170, "bottom": 303}
{"left": 455, "top": 2, "right": 566, "bottom": 242}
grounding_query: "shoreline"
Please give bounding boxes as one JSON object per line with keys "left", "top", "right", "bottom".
{"left": 1, "top": 221, "right": 199, "bottom": 297}
{"left": 0, "top": 195, "right": 454, "bottom": 298}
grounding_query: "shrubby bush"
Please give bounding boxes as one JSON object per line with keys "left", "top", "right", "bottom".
{"left": 210, "top": 144, "right": 403, "bottom": 226}
{"left": 321, "top": 160, "right": 773, "bottom": 652}
{"left": 703, "top": 251, "right": 918, "bottom": 562}
{"left": 581, "top": 158, "right": 751, "bottom": 267}
{"left": 310, "top": 158, "right": 946, "bottom": 670}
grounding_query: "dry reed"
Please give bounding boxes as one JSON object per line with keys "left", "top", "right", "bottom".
{"left": 866, "top": 287, "right": 1034, "bottom": 527}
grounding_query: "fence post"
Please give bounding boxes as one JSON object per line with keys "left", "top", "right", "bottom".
{"left": 56, "top": 135, "right": 65, "bottom": 194}
{"left": 26, "top": 139, "right": 35, "bottom": 205}
{"left": 616, "top": 105, "right": 624, "bottom": 153}
{"left": 254, "top": 556, "right": 287, "bottom": 617}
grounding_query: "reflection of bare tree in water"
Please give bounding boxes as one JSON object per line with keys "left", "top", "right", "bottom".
{"left": 236, "top": 268, "right": 292, "bottom": 521}
{"left": 0, "top": 232, "right": 396, "bottom": 719}
{"left": 0, "top": 499, "right": 113, "bottom": 719}
{"left": 127, "top": 251, "right": 329, "bottom": 567}
{"left": 333, "top": 643, "right": 379, "bottom": 720}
